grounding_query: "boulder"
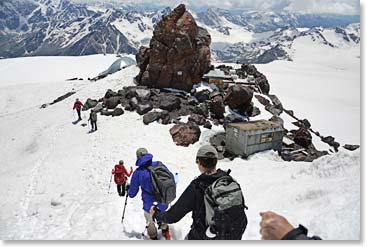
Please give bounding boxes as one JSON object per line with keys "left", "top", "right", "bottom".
{"left": 193, "top": 103, "right": 209, "bottom": 117}
{"left": 93, "top": 103, "right": 103, "bottom": 113}
{"left": 194, "top": 89, "right": 211, "bottom": 102}
{"left": 129, "top": 97, "right": 139, "bottom": 110}
{"left": 343, "top": 144, "right": 360, "bottom": 151}
{"left": 254, "top": 95, "right": 271, "bottom": 106}
{"left": 104, "top": 96, "right": 120, "bottom": 109}
{"left": 134, "top": 88, "right": 151, "bottom": 101}
{"left": 159, "top": 95, "right": 181, "bottom": 111}
{"left": 265, "top": 104, "right": 282, "bottom": 116}
{"left": 188, "top": 114, "right": 206, "bottom": 126}
{"left": 203, "top": 121, "right": 212, "bottom": 129}
{"left": 209, "top": 95, "right": 225, "bottom": 119}
{"left": 169, "top": 121, "right": 201, "bottom": 146}
{"left": 224, "top": 85, "right": 253, "bottom": 114}
{"left": 255, "top": 75, "right": 270, "bottom": 94}
{"left": 104, "top": 89, "right": 118, "bottom": 99}
{"left": 321, "top": 136, "right": 340, "bottom": 151}
{"left": 251, "top": 106, "right": 261, "bottom": 117}
{"left": 136, "top": 102, "right": 153, "bottom": 115}
{"left": 143, "top": 111, "right": 161, "bottom": 125}
{"left": 293, "top": 127, "right": 312, "bottom": 148}
{"left": 160, "top": 110, "right": 171, "bottom": 125}
{"left": 268, "top": 94, "right": 283, "bottom": 111}
{"left": 135, "top": 4, "right": 211, "bottom": 92}
{"left": 112, "top": 108, "right": 124, "bottom": 117}
{"left": 82, "top": 98, "right": 98, "bottom": 111}
{"left": 101, "top": 109, "right": 113, "bottom": 116}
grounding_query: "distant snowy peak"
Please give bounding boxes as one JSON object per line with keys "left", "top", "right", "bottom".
{"left": 0, "top": 0, "right": 360, "bottom": 61}
{"left": 212, "top": 23, "right": 360, "bottom": 64}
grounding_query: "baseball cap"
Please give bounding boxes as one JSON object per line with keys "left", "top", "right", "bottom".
{"left": 136, "top": 147, "right": 148, "bottom": 159}
{"left": 196, "top": 145, "right": 218, "bottom": 159}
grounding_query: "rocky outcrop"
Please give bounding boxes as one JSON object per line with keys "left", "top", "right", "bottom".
{"left": 135, "top": 4, "right": 211, "bottom": 92}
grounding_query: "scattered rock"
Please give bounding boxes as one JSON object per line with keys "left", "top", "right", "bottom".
{"left": 104, "top": 89, "right": 119, "bottom": 99}
{"left": 159, "top": 95, "right": 181, "bottom": 112}
{"left": 129, "top": 97, "right": 139, "bottom": 110}
{"left": 50, "top": 92, "right": 76, "bottom": 105}
{"left": 143, "top": 111, "right": 161, "bottom": 125}
{"left": 254, "top": 95, "right": 271, "bottom": 106}
{"left": 193, "top": 103, "right": 209, "bottom": 117}
{"left": 136, "top": 102, "right": 153, "bottom": 115}
{"left": 112, "top": 108, "right": 124, "bottom": 117}
{"left": 343, "top": 144, "right": 360, "bottom": 151}
{"left": 169, "top": 121, "right": 201, "bottom": 146}
{"left": 188, "top": 114, "right": 206, "bottom": 126}
{"left": 134, "top": 88, "right": 151, "bottom": 101}
{"left": 82, "top": 98, "right": 98, "bottom": 111}
{"left": 321, "top": 136, "right": 340, "bottom": 151}
{"left": 101, "top": 109, "right": 113, "bottom": 116}
{"left": 51, "top": 199, "right": 62, "bottom": 207}
{"left": 293, "top": 127, "right": 312, "bottom": 148}
{"left": 251, "top": 106, "right": 261, "bottom": 117}
{"left": 209, "top": 95, "right": 225, "bottom": 119}
{"left": 203, "top": 121, "right": 212, "bottom": 129}
{"left": 265, "top": 104, "right": 282, "bottom": 116}
{"left": 93, "top": 103, "right": 103, "bottom": 113}
{"left": 160, "top": 110, "right": 171, "bottom": 125}
{"left": 194, "top": 89, "right": 211, "bottom": 102}
{"left": 104, "top": 96, "right": 120, "bottom": 109}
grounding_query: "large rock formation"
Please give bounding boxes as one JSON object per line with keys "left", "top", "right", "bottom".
{"left": 135, "top": 4, "right": 211, "bottom": 92}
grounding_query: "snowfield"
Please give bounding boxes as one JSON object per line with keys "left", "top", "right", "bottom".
{"left": 0, "top": 44, "right": 360, "bottom": 241}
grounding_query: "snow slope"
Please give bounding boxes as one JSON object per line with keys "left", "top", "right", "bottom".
{"left": 0, "top": 52, "right": 360, "bottom": 241}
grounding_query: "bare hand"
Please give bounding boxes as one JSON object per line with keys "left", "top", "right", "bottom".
{"left": 149, "top": 205, "right": 156, "bottom": 216}
{"left": 259, "top": 211, "right": 295, "bottom": 240}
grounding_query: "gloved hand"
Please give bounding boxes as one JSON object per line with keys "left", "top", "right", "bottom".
{"left": 126, "top": 183, "right": 130, "bottom": 191}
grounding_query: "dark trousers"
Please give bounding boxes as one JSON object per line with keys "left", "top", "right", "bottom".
{"left": 91, "top": 121, "right": 97, "bottom": 131}
{"left": 77, "top": 109, "right": 82, "bottom": 120}
{"left": 117, "top": 183, "right": 126, "bottom": 196}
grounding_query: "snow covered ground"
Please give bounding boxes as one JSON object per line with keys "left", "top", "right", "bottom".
{"left": 0, "top": 46, "right": 361, "bottom": 243}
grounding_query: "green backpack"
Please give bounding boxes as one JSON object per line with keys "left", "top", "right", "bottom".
{"left": 203, "top": 170, "right": 248, "bottom": 240}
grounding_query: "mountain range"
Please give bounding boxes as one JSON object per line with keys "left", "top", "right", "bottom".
{"left": 0, "top": 0, "right": 360, "bottom": 63}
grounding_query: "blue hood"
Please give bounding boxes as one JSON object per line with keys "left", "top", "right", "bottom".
{"left": 136, "top": 153, "right": 153, "bottom": 167}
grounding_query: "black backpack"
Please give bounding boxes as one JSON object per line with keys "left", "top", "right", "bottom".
{"left": 147, "top": 162, "right": 176, "bottom": 204}
{"left": 201, "top": 170, "right": 248, "bottom": 240}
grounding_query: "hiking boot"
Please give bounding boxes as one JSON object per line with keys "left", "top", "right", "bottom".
{"left": 162, "top": 227, "right": 171, "bottom": 240}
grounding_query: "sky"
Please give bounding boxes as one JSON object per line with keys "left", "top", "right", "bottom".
{"left": 75, "top": 0, "right": 361, "bottom": 15}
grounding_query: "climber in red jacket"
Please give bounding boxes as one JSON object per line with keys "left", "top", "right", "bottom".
{"left": 73, "top": 98, "right": 84, "bottom": 121}
{"left": 112, "top": 160, "right": 133, "bottom": 197}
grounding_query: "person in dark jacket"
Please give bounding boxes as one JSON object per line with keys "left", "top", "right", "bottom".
{"left": 150, "top": 144, "right": 231, "bottom": 240}
{"left": 259, "top": 211, "right": 322, "bottom": 240}
{"left": 88, "top": 109, "right": 98, "bottom": 132}
{"left": 73, "top": 98, "right": 83, "bottom": 120}
{"left": 128, "top": 147, "right": 172, "bottom": 240}
{"left": 112, "top": 160, "right": 133, "bottom": 197}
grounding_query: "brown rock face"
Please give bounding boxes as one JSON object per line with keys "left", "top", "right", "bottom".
{"left": 135, "top": 4, "right": 211, "bottom": 92}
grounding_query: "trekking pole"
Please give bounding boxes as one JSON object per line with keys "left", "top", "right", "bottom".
{"left": 121, "top": 193, "right": 129, "bottom": 223}
{"left": 107, "top": 169, "right": 113, "bottom": 194}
